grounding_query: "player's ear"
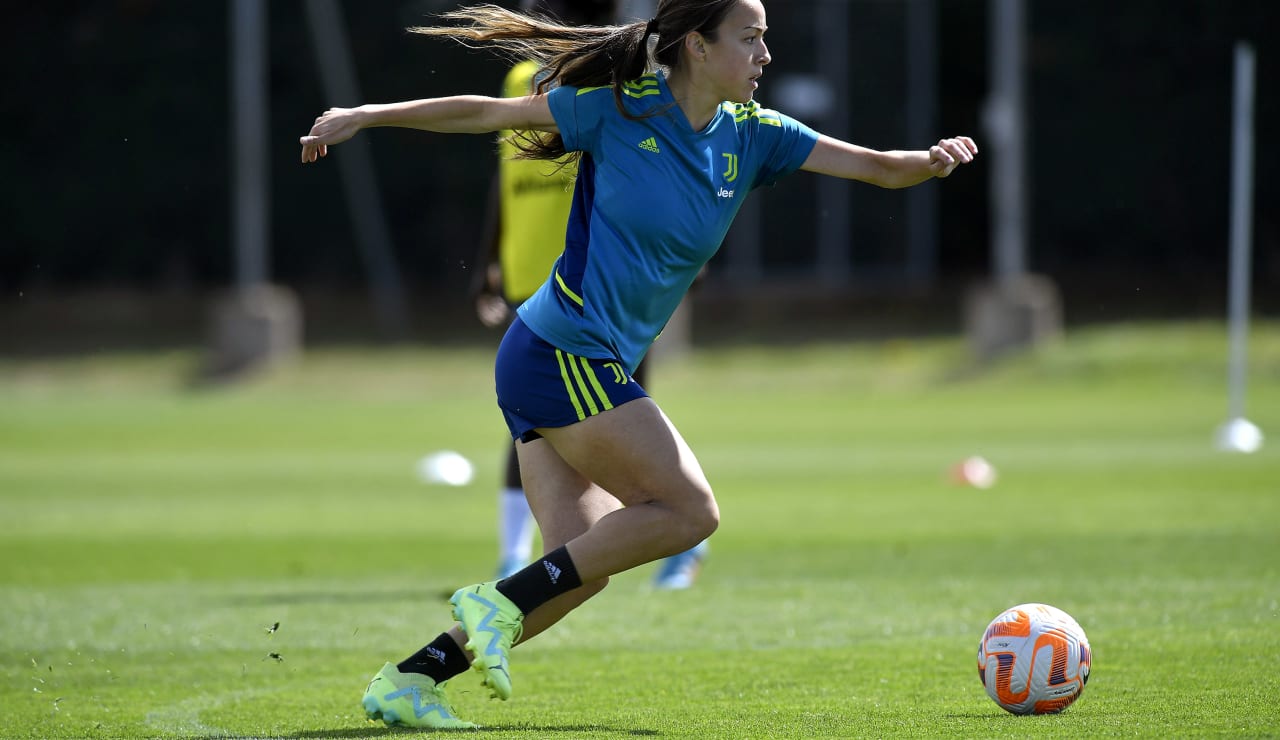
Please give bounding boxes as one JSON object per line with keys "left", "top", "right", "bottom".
{"left": 684, "top": 32, "right": 708, "bottom": 61}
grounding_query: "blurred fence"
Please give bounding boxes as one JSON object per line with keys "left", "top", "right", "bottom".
{"left": 2, "top": 1, "right": 1277, "bottom": 333}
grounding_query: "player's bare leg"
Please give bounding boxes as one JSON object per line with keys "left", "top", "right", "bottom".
{"left": 449, "top": 398, "right": 718, "bottom": 698}
{"left": 536, "top": 398, "right": 719, "bottom": 581}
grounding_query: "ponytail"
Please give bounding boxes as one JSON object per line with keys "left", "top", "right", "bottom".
{"left": 410, "top": 4, "right": 651, "bottom": 160}
{"left": 409, "top": 1, "right": 743, "bottom": 160}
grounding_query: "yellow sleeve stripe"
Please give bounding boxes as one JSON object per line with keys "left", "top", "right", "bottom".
{"left": 576, "top": 76, "right": 661, "bottom": 98}
{"left": 725, "top": 101, "right": 783, "bottom": 126}
{"left": 733, "top": 109, "right": 782, "bottom": 125}
{"left": 622, "top": 75, "right": 661, "bottom": 98}
{"left": 554, "top": 271, "right": 585, "bottom": 307}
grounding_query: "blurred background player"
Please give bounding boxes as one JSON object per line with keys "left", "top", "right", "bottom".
{"left": 471, "top": 0, "right": 708, "bottom": 588}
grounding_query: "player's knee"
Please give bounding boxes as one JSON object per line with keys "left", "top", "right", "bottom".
{"left": 692, "top": 504, "right": 719, "bottom": 542}
{"left": 681, "top": 491, "right": 719, "bottom": 545}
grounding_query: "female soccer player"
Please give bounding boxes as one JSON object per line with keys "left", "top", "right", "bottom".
{"left": 473, "top": 0, "right": 709, "bottom": 590}
{"left": 300, "top": 0, "right": 977, "bottom": 729}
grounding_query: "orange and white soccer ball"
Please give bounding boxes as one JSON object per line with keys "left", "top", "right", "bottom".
{"left": 977, "top": 603, "right": 1092, "bottom": 715}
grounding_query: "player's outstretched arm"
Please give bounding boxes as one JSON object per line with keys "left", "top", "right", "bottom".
{"left": 800, "top": 134, "right": 978, "bottom": 189}
{"left": 299, "top": 94, "right": 556, "bottom": 164}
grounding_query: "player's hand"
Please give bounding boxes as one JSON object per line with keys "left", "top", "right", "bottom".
{"left": 475, "top": 293, "right": 510, "bottom": 328}
{"left": 299, "top": 107, "right": 363, "bottom": 164}
{"left": 928, "top": 136, "right": 978, "bottom": 178}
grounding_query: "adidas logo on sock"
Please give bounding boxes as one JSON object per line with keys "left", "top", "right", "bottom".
{"left": 638, "top": 136, "right": 660, "bottom": 153}
{"left": 425, "top": 646, "right": 448, "bottom": 665}
{"left": 543, "top": 560, "right": 563, "bottom": 584}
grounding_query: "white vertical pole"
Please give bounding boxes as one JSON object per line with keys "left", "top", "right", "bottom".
{"left": 231, "top": 0, "right": 269, "bottom": 289}
{"left": 303, "top": 0, "right": 410, "bottom": 338}
{"left": 985, "top": 0, "right": 1028, "bottom": 284}
{"left": 1217, "top": 42, "right": 1263, "bottom": 453}
{"left": 1226, "top": 42, "right": 1255, "bottom": 421}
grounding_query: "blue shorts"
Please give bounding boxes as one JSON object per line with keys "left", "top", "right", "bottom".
{"left": 496, "top": 317, "right": 649, "bottom": 442}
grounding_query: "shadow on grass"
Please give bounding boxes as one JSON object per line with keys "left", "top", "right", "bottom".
{"left": 278, "top": 724, "right": 659, "bottom": 737}
{"left": 943, "top": 710, "right": 1027, "bottom": 722}
{"left": 222, "top": 589, "right": 443, "bottom": 607}
{"left": 474, "top": 726, "right": 657, "bottom": 736}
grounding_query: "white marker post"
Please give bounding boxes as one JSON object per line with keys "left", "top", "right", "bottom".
{"left": 1216, "top": 42, "right": 1263, "bottom": 454}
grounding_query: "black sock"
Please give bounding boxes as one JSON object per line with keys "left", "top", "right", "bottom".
{"left": 495, "top": 545, "right": 583, "bottom": 615}
{"left": 397, "top": 632, "right": 470, "bottom": 684}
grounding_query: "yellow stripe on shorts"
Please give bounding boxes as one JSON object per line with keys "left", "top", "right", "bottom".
{"left": 566, "top": 353, "right": 600, "bottom": 416}
{"left": 555, "top": 349, "right": 587, "bottom": 421}
{"left": 578, "top": 356, "right": 614, "bottom": 411}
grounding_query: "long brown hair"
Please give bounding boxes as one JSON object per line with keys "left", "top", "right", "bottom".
{"left": 409, "top": 0, "right": 744, "bottom": 160}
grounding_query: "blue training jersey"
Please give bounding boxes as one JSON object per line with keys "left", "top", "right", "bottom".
{"left": 517, "top": 72, "right": 820, "bottom": 373}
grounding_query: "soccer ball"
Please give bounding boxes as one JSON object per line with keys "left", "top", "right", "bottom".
{"left": 977, "top": 603, "right": 1091, "bottom": 715}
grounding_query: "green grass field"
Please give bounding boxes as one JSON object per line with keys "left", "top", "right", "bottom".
{"left": 2, "top": 321, "right": 1278, "bottom": 738}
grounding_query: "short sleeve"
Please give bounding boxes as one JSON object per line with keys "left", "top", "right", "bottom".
{"left": 547, "top": 85, "right": 607, "bottom": 155}
{"left": 751, "top": 110, "right": 820, "bottom": 189}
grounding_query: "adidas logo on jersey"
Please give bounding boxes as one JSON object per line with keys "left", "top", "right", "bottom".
{"left": 638, "top": 136, "right": 660, "bottom": 153}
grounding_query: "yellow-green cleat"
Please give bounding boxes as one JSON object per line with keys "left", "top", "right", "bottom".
{"left": 450, "top": 582, "right": 524, "bottom": 700}
{"left": 361, "top": 662, "right": 477, "bottom": 730}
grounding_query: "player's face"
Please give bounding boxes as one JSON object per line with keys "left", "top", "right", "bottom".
{"left": 701, "top": 0, "right": 771, "bottom": 103}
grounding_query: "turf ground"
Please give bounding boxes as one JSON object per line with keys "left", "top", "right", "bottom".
{"left": 2, "top": 321, "right": 1277, "bottom": 738}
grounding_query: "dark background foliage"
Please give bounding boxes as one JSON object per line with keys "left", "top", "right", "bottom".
{"left": 3, "top": 1, "right": 1276, "bottom": 320}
